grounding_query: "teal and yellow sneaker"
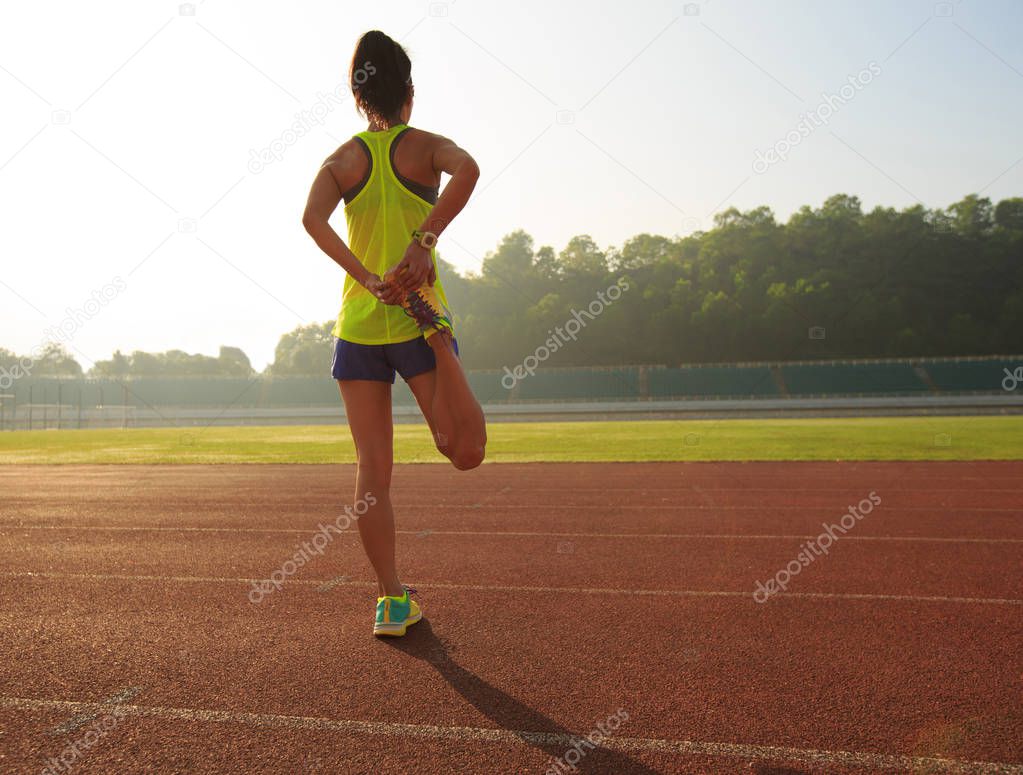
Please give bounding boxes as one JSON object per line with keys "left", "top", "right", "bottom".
{"left": 382, "top": 268, "right": 453, "bottom": 339}
{"left": 373, "top": 587, "right": 422, "bottom": 637}
{"left": 400, "top": 284, "right": 453, "bottom": 339}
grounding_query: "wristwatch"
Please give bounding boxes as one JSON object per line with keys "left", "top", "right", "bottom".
{"left": 411, "top": 229, "right": 438, "bottom": 249}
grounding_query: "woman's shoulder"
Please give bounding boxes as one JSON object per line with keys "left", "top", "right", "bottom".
{"left": 403, "top": 126, "right": 455, "bottom": 149}
{"left": 318, "top": 138, "right": 370, "bottom": 191}
{"left": 323, "top": 136, "right": 368, "bottom": 166}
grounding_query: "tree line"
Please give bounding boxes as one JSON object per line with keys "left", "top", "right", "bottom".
{"left": 0, "top": 345, "right": 254, "bottom": 381}
{"left": 4, "top": 193, "right": 1020, "bottom": 379}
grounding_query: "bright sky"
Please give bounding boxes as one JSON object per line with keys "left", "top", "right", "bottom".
{"left": 1, "top": 0, "right": 1021, "bottom": 370}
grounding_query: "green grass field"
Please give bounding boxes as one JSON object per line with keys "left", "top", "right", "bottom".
{"left": 0, "top": 416, "right": 1019, "bottom": 464}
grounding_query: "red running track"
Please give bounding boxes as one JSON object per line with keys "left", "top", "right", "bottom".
{"left": 0, "top": 462, "right": 1021, "bottom": 774}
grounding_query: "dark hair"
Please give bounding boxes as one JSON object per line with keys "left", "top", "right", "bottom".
{"left": 350, "top": 31, "right": 413, "bottom": 126}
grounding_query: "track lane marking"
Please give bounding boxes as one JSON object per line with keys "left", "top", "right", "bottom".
{"left": 4, "top": 480, "right": 1023, "bottom": 493}
{"left": 2, "top": 695, "right": 1020, "bottom": 773}
{"left": 3, "top": 525, "right": 1022, "bottom": 543}
{"left": 315, "top": 575, "right": 349, "bottom": 593}
{"left": 3, "top": 572, "right": 1020, "bottom": 605}
{"left": 48, "top": 686, "right": 142, "bottom": 736}
{"left": 6, "top": 504, "right": 1022, "bottom": 515}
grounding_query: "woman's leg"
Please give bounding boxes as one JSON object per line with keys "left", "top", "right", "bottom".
{"left": 405, "top": 331, "right": 487, "bottom": 471}
{"left": 337, "top": 379, "right": 404, "bottom": 598}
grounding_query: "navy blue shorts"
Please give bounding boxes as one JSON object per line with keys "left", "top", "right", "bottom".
{"left": 331, "top": 337, "right": 458, "bottom": 383}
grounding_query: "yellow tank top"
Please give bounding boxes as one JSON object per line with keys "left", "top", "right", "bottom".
{"left": 332, "top": 124, "right": 451, "bottom": 344}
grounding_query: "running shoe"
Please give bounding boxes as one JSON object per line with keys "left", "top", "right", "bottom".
{"left": 402, "top": 285, "right": 453, "bottom": 338}
{"left": 384, "top": 268, "right": 453, "bottom": 338}
{"left": 373, "top": 586, "right": 422, "bottom": 637}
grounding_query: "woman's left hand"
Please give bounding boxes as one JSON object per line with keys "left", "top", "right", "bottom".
{"left": 364, "top": 273, "right": 404, "bottom": 305}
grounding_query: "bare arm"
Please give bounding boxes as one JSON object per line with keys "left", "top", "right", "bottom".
{"left": 421, "top": 139, "right": 480, "bottom": 239}
{"left": 301, "top": 162, "right": 372, "bottom": 286}
{"left": 392, "top": 138, "right": 480, "bottom": 291}
{"left": 303, "top": 159, "right": 403, "bottom": 305}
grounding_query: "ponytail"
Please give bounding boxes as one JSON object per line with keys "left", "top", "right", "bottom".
{"left": 350, "top": 31, "right": 413, "bottom": 126}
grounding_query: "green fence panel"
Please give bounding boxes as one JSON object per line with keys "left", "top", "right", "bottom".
{"left": 516, "top": 368, "right": 640, "bottom": 401}
{"left": 648, "top": 366, "right": 778, "bottom": 398}
{"left": 923, "top": 358, "right": 1021, "bottom": 393}
{"left": 782, "top": 362, "right": 928, "bottom": 395}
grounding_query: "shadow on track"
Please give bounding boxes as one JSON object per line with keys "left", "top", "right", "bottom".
{"left": 382, "top": 618, "right": 662, "bottom": 774}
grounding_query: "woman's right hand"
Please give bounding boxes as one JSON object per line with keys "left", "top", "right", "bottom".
{"left": 363, "top": 273, "right": 404, "bottom": 305}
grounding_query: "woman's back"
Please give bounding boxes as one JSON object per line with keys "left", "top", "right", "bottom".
{"left": 331, "top": 124, "right": 451, "bottom": 345}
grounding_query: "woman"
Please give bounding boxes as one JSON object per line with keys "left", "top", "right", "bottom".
{"left": 302, "top": 30, "right": 487, "bottom": 637}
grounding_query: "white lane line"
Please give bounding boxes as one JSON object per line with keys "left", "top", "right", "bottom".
{"left": 4, "top": 478, "right": 1022, "bottom": 493}
{"left": 384, "top": 486, "right": 1023, "bottom": 493}
{"left": 3, "top": 572, "right": 1020, "bottom": 605}
{"left": 315, "top": 575, "right": 349, "bottom": 593}
{"left": 48, "top": 686, "right": 142, "bottom": 736}
{"left": 2, "top": 695, "right": 1019, "bottom": 774}
{"left": 4, "top": 525, "right": 1022, "bottom": 544}
{"left": 5, "top": 504, "right": 1022, "bottom": 514}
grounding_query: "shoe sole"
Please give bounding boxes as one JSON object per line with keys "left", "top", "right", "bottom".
{"left": 373, "top": 610, "right": 423, "bottom": 637}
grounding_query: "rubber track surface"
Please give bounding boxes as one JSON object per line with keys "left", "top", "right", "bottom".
{"left": 0, "top": 462, "right": 1021, "bottom": 774}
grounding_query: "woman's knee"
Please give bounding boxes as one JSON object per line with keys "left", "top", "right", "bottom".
{"left": 450, "top": 443, "right": 485, "bottom": 471}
